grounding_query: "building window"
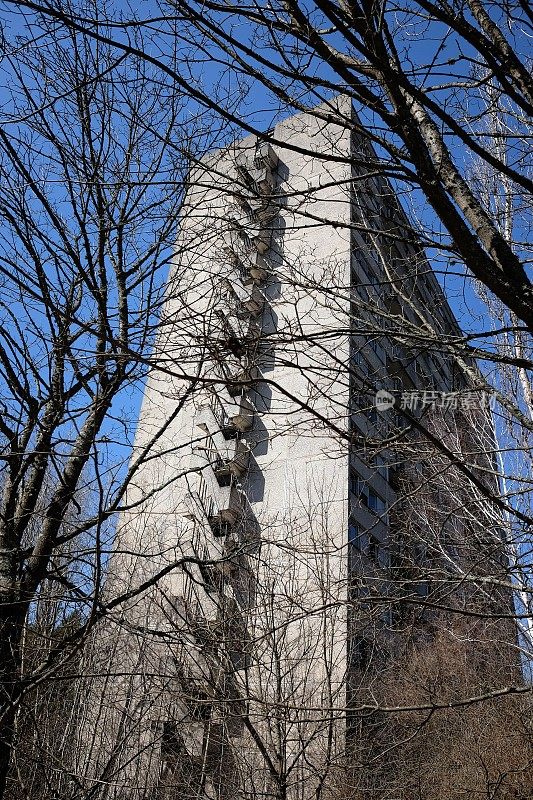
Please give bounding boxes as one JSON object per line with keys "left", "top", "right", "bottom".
{"left": 350, "top": 348, "right": 369, "bottom": 375}
{"left": 160, "top": 721, "right": 184, "bottom": 759}
{"left": 349, "top": 523, "right": 368, "bottom": 575}
{"left": 369, "top": 337, "right": 386, "bottom": 363}
{"left": 349, "top": 523, "right": 365, "bottom": 551}
{"left": 381, "top": 607, "right": 394, "bottom": 626}
{"left": 188, "top": 693, "right": 212, "bottom": 721}
{"left": 368, "top": 490, "right": 386, "bottom": 513}
{"left": 348, "top": 523, "right": 360, "bottom": 545}
{"left": 366, "top": 406, "right": 377, "bottom": 424}
{"left": 368, "top": 533, "right": 380, "bottom": 561}
{"left": 378, "top": 546, "right": 391, "bottom": 569}
{"left": 374, "top": 454, "right": 388, "bottom": 480}
{"left": 388, "top": 466, "right": 400, "bottom": 491}
{"left": 349, "top": 469, "right": 360, "bottom": 497}
{"left": 348, "top": 636, "right": 371, "bottom": 670}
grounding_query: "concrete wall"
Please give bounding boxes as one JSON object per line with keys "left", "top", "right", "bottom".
{"left": 82, "top": 98, "right": 355, "bottom": 800}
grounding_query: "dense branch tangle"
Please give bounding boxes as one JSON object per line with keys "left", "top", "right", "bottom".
{"left": 158, "top": 0, "right": 532, "bottom": 329}
{"left": 0, "top": 14, "right": 212, "bottom": 798}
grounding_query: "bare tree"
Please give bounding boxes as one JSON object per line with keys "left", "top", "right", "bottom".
{"left": 338, "top": 629, "right": 532, "bottom": 800}
{"left": 0, "top": 10, "right": 229, "bottom": 795}
{"left": 467, "top": 77, "right": 533, "bottom": 650}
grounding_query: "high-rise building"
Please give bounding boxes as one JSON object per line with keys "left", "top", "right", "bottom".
{"left": 83, "top": 98, "right": 514, "bottom": 800}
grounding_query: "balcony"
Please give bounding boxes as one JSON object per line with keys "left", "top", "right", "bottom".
{"left": 225, "top": 203, "right": 271, "bottom": 250}
{"left": 207, "top": 437, "right": 251, "bottom": 481}
{"left": 230, "top": 252, "right": 269, "bottom": 286}
{"left": 233, "top": 188, "right": 277, "bottom": 227}
{"left": 209, "top": 482, "right": 243, "bottom": 529}
{"left": 236, "top": 142, "right": 277, "bottom": 196}
{"left": 222, "top": 224, "right": 270, "bottom": 258}
{"left": 246, "top": 251, "right": 269, "bottom": 283}
{"left": 225, "top": 278, "right": 264, "bottom": 316}
{"left": 195, "top": 405, "right": 252, "bottom": 482}
{"left": 184, "top": 487, "right": 224, "bottom": 548}
{"left": 248, "top": 167, "right": 275, "bottom": 196}
{"left": 236, "top": 141, "right": 277, "bottom": 172}
{"left": 250, "top": 197, "right": 278, "bottom": 224}
{"left": 224, "top": 394, "right": 254, "bottom": 432}
{"left": 222, "top": 359, "right": 261, "bottom": 396}
{"left": 247, "top": 223, "right": 270, "bottom": 254}
{"left": 217, "top": 306, "right": 261, "bottom": 346}
{"left": 184, "top": 477, "right": 244, "bottom": 537}
{"left": 198, "top": 394, "right": 254, "bottom": 436}
{"left": 214, "top": 394, "right": 255, "bottom": 434}
{"left": 234, "top": 147, "right": 278, "bottom": 231}
{"left": 254, "top": 141, "right": 278, "bottom": 170}
{"left": 194, "top": 435, "right": 248, "bottom": 480}
{"left": 216, "top": 593, "right": 252, "bottom": 671}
